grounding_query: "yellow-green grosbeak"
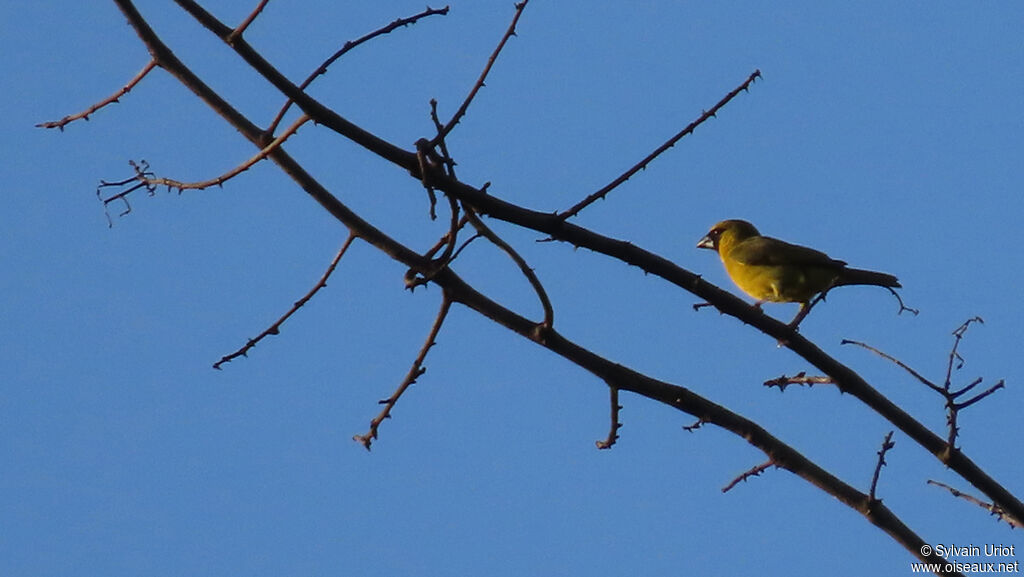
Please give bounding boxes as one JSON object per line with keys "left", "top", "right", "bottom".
{"left": 697, "top": 219, "right": 900, "bottom": 325}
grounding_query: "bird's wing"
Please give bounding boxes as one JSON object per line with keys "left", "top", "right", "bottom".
{"left": 729, "top": 236, "right": 847, "bottom": 269}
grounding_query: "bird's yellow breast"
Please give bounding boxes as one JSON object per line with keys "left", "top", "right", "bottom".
{"left": 720, "top": 253, "right": 837, "bottom": 304}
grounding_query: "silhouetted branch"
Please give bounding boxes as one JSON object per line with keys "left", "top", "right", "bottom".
{"left": 213, "top": 232, "right": 358, "bottom": 369}
{"left": 226, "top": 0, "right": 270, "bottom": 43}
{"left": 763, "top": 372, "right": 835, "bottom": 391}
{"left": 595, "top": 385, "right": 621, "bottom": 449}
{"left": 945, "top": 317, "right": 984, "bottom": 381}
{"left": 869, "top": 431, "right": 896, "bottom": 502}
{"left": 37, "top": 59, "right": 157, "bottom": 130}
{"left": 96, "top": 159, "right": 156, "bottom": 225}
{"left": 723, "top": 460, "right": 775, "bottom": 493}
{"left": 886, "top": 285, "right": 919, "bottom": 316}
{"left": 558, "top": 69, "right": 761, "bottom": 220}
{"left": 426, "top": 99, "right": 462, "bottom": 267}
{"left": 844, "top": 319, "right": 1006, "bottom": 450}
{"left": 267, "top": 5, "right": 449, "bottom": 134}
{"left": 840, "top": 339, "right": 941, "bottom": 393}
{"left": 431, "top": 1, "right": 528, "bottom": 145}
{"left": 144, "top": 115, "right": 309, "bottom": 192}
{"left": 927, "top": 480, "right": 1023, "bottom": 529}
{"left": 464, "top": 208, "right": 554, "bottom": 332}
{"left": 354, "top": 293, "right": 453, "bottom": 450}
{"left": 682, "top": 417, "right": 707, "bottom": 432}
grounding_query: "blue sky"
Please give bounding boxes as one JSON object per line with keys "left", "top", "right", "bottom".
{"left": 4, "top": 1, "right": 1023, "bottom": 575}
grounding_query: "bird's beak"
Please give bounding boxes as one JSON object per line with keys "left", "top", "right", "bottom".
{"left": 696, "top": 234, "right": 716, "bottom": 251}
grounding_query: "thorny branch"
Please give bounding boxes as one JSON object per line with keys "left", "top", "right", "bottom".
{"left": 464, "top": 208, "right": 555, "bottom": 332}
{"left": 946, "top": 317, "right": 983, "bottom": 382}
{"left": 96, "top": 159, "right": 156, "bottom": 224}
{"left": 869, "top": 431, "right": 895, "bottom": 503}
{"left": 354, "top": 294, "right": 454, "bottom": 450}
{"left": 423, "top": 100, "right": 462, "bottom": 267}
{"left": 212, "top": 233, "right": 358, "bottom": 370}
{"left": 722, "top": 460, "right": 776, "bottom": 493}
{"left": 927, "top": 480, "right": 1023, "bottom": 530}
{"left": 430, "top": 0, "right": 528, "bottom": 146}
{"left": 558, "top": 69, "right": 761, "bottom": 220}
{"left": 112, "top": 115, "right": 309, "bottom": 196}
{"left": 843, "top": 318, "right": 1006, "bottom": 451}
{"left": 226, "top": 0, "right": 270, "bottom": 43}
{"left": 763, "top": 371, "right": 835, "bottom": 391}
{"left": 37, "top": 59, "right": 158, "bottom": 130}
{"left": 427, "top": 91, "right": 554, "bottom": 332}
{"left": 682, "top": 417, "right": 707, "bottom": 432}
{"left": 595, "top": 385, "right": 621, "bottom": 449}
{"left": 267, "top": 5, "right": 449, "bottom": 135}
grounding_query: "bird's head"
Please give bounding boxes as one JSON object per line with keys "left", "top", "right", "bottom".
{"left": 696, "top": 219, "right": 760, "bottom": 255}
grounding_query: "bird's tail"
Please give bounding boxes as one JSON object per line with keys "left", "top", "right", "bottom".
{"left": 837, "top": 268, "right": 901, "bottom": 289}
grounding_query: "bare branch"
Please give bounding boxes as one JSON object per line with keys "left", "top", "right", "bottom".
{"left": 928, "top": 480, "right": 1023, "bottom": 529}
{"left": 213, "top": 233, "right": 358, "bottom": 369}
{"left": 227, "top": 0, "right": 270, "bottom": 43}
{"left": 682, "top": 417, "right": 706, "bottom": 432}
{"left": 595, "top": 386, "right": 622, "bottom": 449}
{"left": 722, "top": 460, "right": 775, "bottom": 493}
{"left": 354, "top": 294, "right": 453, "bottom": 450}
{"left": 464, "top": 208, "right": 554, "bottom": 332}
{"left": 558, "top": 69, "right": 761, "bottom": 220}
{"left": 869, "top": 431, "right": 896, "bottom": 502}
{"left": 954, "top": 380, "right": 1005, "bottom": 411}
{"left": 845, "top": 320, "right": 1006, "bottom": 454}
{"left": 96, "top": 159, "right": 156, "bottom": 225}
{"left": 763, "top": 372, "right": 835, "bottom": 391}
{"left": 144, "top": 115, "right": 309, "bottom": 192}
{"left": 885, "top": 285, "right": 919, "bottom": 316}
{"left": 37, "top": 59, "right": 158, "bottom": 130}
{"left": 841, "top": 339, "right": 942, "bottom": 393}
{"left": 431, "top": 1, "right": 529, "bottom": 145}
{"left": 267, "top": 5, "right": 449, "bottom": 134}
{"left": 426, "top": 101, "right": 465, "bottom": 266}
{"left": 945, "top": 317, "right": 984, "bottom": 385}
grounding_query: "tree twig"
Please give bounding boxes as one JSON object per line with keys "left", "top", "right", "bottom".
{"left": 558, "top": 69, "right": 761, "bottom": 220}
{"left": 136, "top": 115, "right": 308, "bottom": 192}
{"left": 869, "top": 431, "right": 896, "bottom": 502}
{"left": 844, "top": 320, "right": 1006, "bottom": 451}
{"left": 267, "top": 5, "right": 449, "bottom": 134}
{"left": 927, "top": 480, "right": 1023, "bottom": 529}
{"left": 595, "top": 385, "right": 622, "bottom": 449}
{"left": 722, "top": 460, "right": 775, "bottom": 493}
{"left": 226, "top": 0, "right": 271, "bottom": 43}
{"left": 430, "top": 1, "right": 528, "bottom": 146}
{"left": 213, "top": 233, "right": 358, "bottom": 369}
{"left": 945, "top": 317, "right": 984, "bottom": 384}
{"left": 841, "top": 339, "right": 942, "bottom": 394}
{"left": 354, "top": 294, "right": 453, "bottom": 450}
{"left": 763, "top": 372, "right": 835, "bottom": 391}
{"left": 37, "top": 59, "right": 158, "bottom": 130}
{"left": 464, "top": 208, "right": 554, "bottom": 333}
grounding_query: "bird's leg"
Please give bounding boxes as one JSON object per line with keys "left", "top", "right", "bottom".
{"left": 787, "top": 280, "right": 838, "bottom": 328}
{"left": 787, "top": 302, "right": 813, "bottom": 329}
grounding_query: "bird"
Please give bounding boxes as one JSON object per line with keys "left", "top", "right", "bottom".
{"left": 696, "top": 219, "right": 900, "bottom": 326}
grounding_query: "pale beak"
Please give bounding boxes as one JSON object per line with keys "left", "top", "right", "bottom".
{"left": 696, "top": 235, "right": 716, "bottom": 250}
